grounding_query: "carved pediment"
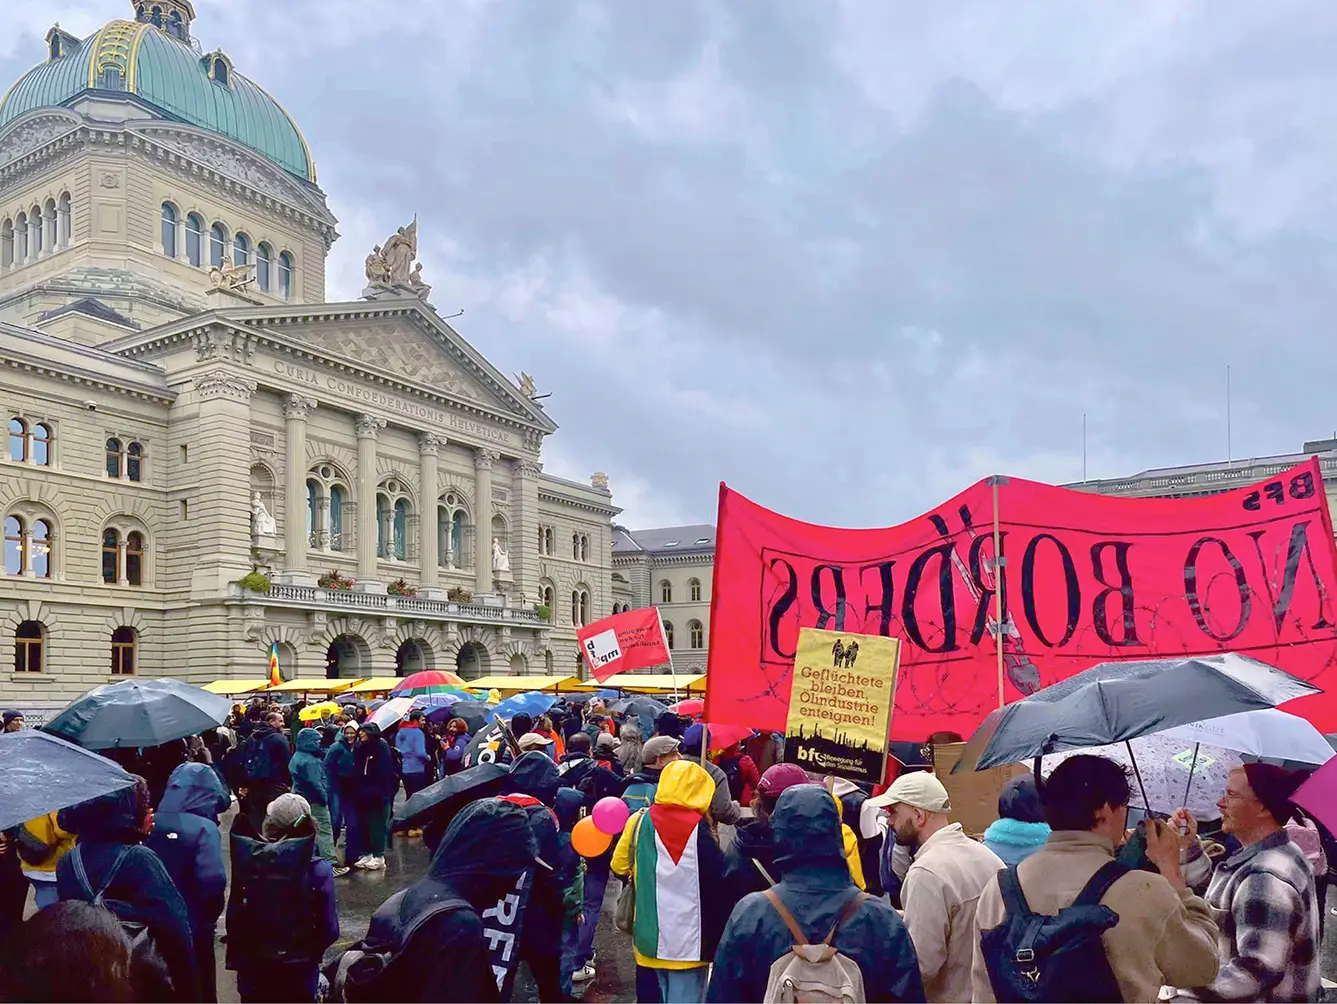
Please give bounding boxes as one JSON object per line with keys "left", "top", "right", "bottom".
{"left": 0, "top": 111, "right": 82, "bottom": 168}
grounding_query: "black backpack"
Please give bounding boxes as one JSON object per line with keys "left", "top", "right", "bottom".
{"left": 980, "top": 861, "right": 1127, "bottom": 1003}
{"left": 327, "top": 889, "right": 470, "bottom": 1002}
{"left": 719, "top": 756, "right": 745, "bottom": 801}
{"left": 68, "top": 844, "right": 154, "bottom": 953}
{"left": 225, "top": 832, "right": 317, "bottom": 967}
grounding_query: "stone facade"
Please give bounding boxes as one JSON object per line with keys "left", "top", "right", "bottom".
{"left": 0, "top": 6, "right": 621, "bottom": 712}
{"left": 611, "top": 525, "right": 715, "bottom": 676}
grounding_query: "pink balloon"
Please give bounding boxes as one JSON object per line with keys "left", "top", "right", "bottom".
{"left": 592, "top": 796, "right": 631, "bottom": 836}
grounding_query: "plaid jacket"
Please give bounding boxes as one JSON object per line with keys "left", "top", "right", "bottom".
{"left": 1185, "top": 831, "right": 1319, "bottom": 1003}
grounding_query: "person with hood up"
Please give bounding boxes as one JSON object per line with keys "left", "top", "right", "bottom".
{"left": 352, "top": 723, "right": 399, "bottom": 870}
{"left": 145, "top": 762, "right": 230, "bottom": 1002}
{"left": 503, "top": 751, "right": 568, "bottom": 1002}
{"left": 981, "top": 774, "right": 1050, "bottom": 866}
{"left": 290, "top": 727, "right": 344, "bottom": 873}
{"left": 340, "top": 799, "right": 538, "bottom": 1002}
{"left": 395, "top": 710, "right": 434, "bottom": 803}
{"left": 723, "top": 765, "right": 866, "bottom": 911}
{"left": 324, "top": 721, "right": 359, "bottom": 865}
{"left": 57, "top": 776, "right": 199, "bottom": 1002}
{"left": 227, "top": 793, "right": 339, "bottom": 1003}
{"left": 707, "top": 785, "right": 926, "bottom": 1004}
{"left": 612, "top": 759, "right": 730, "bottom": 1004}
{"left": 240, "top": 711, "right": 291, "bottom": 832}
{"left": 680, "top": 724, "right": 741, "bottom": 826}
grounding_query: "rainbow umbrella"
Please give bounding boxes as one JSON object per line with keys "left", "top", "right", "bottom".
{"left": 390, "top": 670, "right": 468, "bottom": 698}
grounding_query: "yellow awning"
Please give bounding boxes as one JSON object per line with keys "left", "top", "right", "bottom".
{"left": 266, "top": 678, "right": 363, "bottom": 694}
{"left": 202, "top": 679, "right": 271, "bottom": 695}
{"left": 578, "top": 673, "right": 706, "bottom": 693}
{"left": 465, "top": 675, "right": 581, "bottom": 693}
{"left": 347, "top": 677, "right": 402, "bottom": 694}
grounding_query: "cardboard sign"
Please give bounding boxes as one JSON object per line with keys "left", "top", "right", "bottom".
{"left": 707, "top": 458, "right": 1337, "bottom": 738}
{"left": 933, "top": 741, "right": 1030, "bottom": 836}
{"left": 783, "top": 628, "right": 900, "bottom": 783}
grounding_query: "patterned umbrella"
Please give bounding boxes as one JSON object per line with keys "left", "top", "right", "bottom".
{"left": 390, "top": 671, "right": 468, "bottom": 697}
{"left": 1043, "top": 735, "right": 1240, "bottom": 818}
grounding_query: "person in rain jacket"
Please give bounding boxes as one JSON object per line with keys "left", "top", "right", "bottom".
{"left": 146, "top": 762, "right": 230, "bottom": 1003}
{"left": 352, "top": 798, "right": 538, "bottom": 1002}
{"left": 981, "top": 775, "right": 1050, "bottom": 866}
{"left": 290, "top": 727, "right": 341, "bottom": 870}
{"left": 395, "top": 711, "right": 434, "bottom": 800}
{"left": 352, "top": 723, "right": 398, "bottom": 870}
{"left": 57, "top": 776, "right": 199, "bottom": 1002}
{"left": 17, "top": 810, "right": 75, "bottom": 909}
{"left": 554, "top": 786, "right": 587, "bottom": 998}
{"left": 680, "top": 725, "right": 742, "bottom": 826}
{"left": 612, "top": 759, "right": 730, "bottom": 1004}
{"left": 707, "top": 785, "right": 926, "bottom": 1003}
{"left": 324, "top": 721, "right": 358, "bottom": 862}
{"left": 241, "top": 712, "right": 291, "bottom": 832}
{"left": 440, "top": 717, "right": 471, "bottom": 776}
{"left": 503, "top": 751, "right": 568, "bottom": 1002}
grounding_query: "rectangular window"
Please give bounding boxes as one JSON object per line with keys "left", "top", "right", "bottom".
{"left": 180, "top": 444, "right": 188, "bottom": 464}
{"left": 180, "top": 500, "right": 189, "bottom": 520}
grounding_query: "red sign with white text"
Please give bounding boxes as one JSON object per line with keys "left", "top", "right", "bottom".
{"left": 706, "top": 459, "right": 1337, "bottom": 739}
{"left": 578, "top": 607, "right": 673, "bottom": 682}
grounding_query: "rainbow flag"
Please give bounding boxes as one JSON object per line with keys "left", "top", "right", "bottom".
{"left": 269, "top": 641, "right": 281, "bottom": 687}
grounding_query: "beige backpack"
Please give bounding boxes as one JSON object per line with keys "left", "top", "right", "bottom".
{"left": 762, "top": 890, "right": 868, "bottom": 1004}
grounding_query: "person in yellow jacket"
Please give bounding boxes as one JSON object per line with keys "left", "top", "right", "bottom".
{"left": 17, "top": 811, "right": 75, "bottom": 909}
{"left": 612, "top": 759, "right": 731, "bottom": 1004}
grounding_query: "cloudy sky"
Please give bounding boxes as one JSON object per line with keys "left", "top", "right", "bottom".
{"left": 5, "top": 2, "right": 1336, "bottom": 530}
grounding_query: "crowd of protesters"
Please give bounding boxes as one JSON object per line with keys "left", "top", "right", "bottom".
{"left": 1, "top": 696, "right": 1334, "bottom": 1003}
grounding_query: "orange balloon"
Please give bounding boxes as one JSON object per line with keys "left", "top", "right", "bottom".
{"left": 572, "top": 815, "right": 614, "bottom": 858}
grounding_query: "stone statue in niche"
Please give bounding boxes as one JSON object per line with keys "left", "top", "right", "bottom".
{"left": 251, "top": 492, "right": 276, "bottom": 535}
{"left": 492, "top": 538, "right": 510, "bottom": 573}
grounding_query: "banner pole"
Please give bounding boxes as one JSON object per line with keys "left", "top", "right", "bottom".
{"left": 992, "top": 476, "right": 1005, "bottom": 709}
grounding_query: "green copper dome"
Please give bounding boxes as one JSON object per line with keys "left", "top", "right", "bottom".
{"left": 0, "top": 18, "right": 316, "bottom": 183}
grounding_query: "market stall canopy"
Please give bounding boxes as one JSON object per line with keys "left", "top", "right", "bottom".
{"left": 467, "top": 675, "right": 580, "bottom": 693}
{"left": 346, "top": 677, "right": 402, "bottom": 694}
{"left": 578, "top": 673, "right": 706, "bottom": 693}
{"left": 202, "top": 680, "right": 271, "bottom": 695}
{"left": 267, "top": 678, "right": 362, "bottom": 694}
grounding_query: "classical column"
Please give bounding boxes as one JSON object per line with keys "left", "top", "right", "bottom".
{"left": 511, "top": 458, "right": 542, "bottom": 605}
{"left": 355, "top": 414, "right": 386, "bottom": 589}
{"left": 419, "top": 434, "right": 444, "bottom": 595}
{"left": 316, "top": 495, "right": 331, "bottom": 550}
{"left": 25, "top": 218, "right": 38, "bottom": 263}
{"left": 281, "top": 394, "right": 317, "bottom": 581}
{"left": 188, "top": 370, "right": 257, "bottom": 601}
{"left": 474, "top": 449, "right": 499, "bottom": 595}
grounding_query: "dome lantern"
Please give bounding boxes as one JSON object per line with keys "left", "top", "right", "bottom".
{"left": 131, "top": 1, "right": 194, "bottom": 43}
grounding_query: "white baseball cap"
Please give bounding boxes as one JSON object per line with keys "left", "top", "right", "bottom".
{"left": 867, "top": 771, "right": 951, "bottom": 812}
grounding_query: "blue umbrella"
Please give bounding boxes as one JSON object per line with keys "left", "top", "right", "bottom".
{"left": 44, "top": 679, "right": 231, "bottom": 750}
{"left": 491, "top": 691, "right": 557, "bottom": 722}
{"left": 0, "top": 730, "right": 137, "bottom": 830}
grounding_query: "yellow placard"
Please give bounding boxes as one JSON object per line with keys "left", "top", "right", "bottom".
{"left": 783, "top": 627, "right": 901, "bottom": 783}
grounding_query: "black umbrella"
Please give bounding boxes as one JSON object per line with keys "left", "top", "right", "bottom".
{"left": 44, "top": 679, "right": 232, "bottom": 750}
{"left": 392, "top": 762, "right": 511, "bottom": 830}
{"left": 609, "top": 696, "right": 667, "bottom": 737}
{"left": 955, "top": 654, "right": 1321, "bottom": 774}
{"left": 0, "top": 730, "right": 138, "bottom": 830}
{"left": 449, "top": 700, "right": 493, "bottom": 735}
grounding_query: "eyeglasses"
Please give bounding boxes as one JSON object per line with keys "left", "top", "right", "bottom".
{"left": 1221, "top": 788, "right": 1256, "bottom": 802}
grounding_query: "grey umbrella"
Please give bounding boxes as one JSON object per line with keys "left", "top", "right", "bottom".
{"left": 44, "top": 678, "right": 232, "bottom": 750}
{"left": 954, "top": 654, "right": 1321, "bottom": 774}
{"left": 0, "top": 730, "right": 137, "bottom": 830}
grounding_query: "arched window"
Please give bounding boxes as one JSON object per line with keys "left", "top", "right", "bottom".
{"left": 580, "top": 535, "right": 589, "bottom": 561}
{"left": 15, "top": 212, "right": 27, "bottom": 262}
{"left": 161, "top": 203, "right": 178, "bottom": 257}
{"left": 572, "top": 533, "right": 580, "bottom": 560}
{"left": 30, "top": 206, "right": 42, "bottom": 256}
{"left": 451, "top": 509, "right": 465, "bottom": 566}
{"left": 660, "top": 580, "right": 672, "bottom": 604}
{"left": 256, "top": 242, "right": 271, "bottom": 291}
{"left": 376, "top": 494, "right": 389, "bottom": 558}
{"left": 14, "top": 621, "right": 43, "bottom": 673}
{"left": 278, "top": 251, "right": 293, "bottom": 300}
{"left": 31, "top": 520, "right": 50, "bottom": 579}
{"left": 212, "top": 58, "right": 229, "bottom": 85}
{"left": 43, "top": 199, "right": 56, "bottom": 251}
{"left": 111, "top": 626, "right": 136, "bottom": 675}
{"left": 57, "top": 192, "right": 70, "bottom": 245}
{"left": 209, "top": 223, "right": 227, "bottom": 267}
{"left": 150, "top": 5, "right": 163, "bottom": 26}
{"left": 663, "top": 620, "right": 675, "bottom": 650}
{"left": 101, "top": 528, "right": 120, "bottom": 583}
{"left": 306, "top": 480, "right": 319, "bottom": 545}
{"left": 689, "top": 620, "right": 704, "bottom": 649}
{"left": 579, "top": 589, "right": 590, "bottom": 626}
{"left": 545, "top": 527, "right": 554, "bottom": 554}
{"left": 185, "top": 213, "right": 204, "bottom": 266}
{"left": 126, "top": 442, "right": 143, "bottom": 482}
{"left": 689, "top": 578, "right": 702, "bottom": 602}
{"left": 49, "top": 33, "right": 62, "bottom": 59}
{"left": 105, "top": 438, "right": 122, "bottom": 478}
{"left": 32, "top": 423, "right": 50, "bottom": 466}
{"left": 8, "top": 417, "right": 26, "bottom": 462}
{"left": 540, "top": 581, "right": 554, "bottom": 610}
{"left": 544, "top": 650, "right": 554, "bottom": 672}
{"left": 125, "top": 532, "right": 144, "bottom": 586}
{"left": 571, "top": 591, "right": 580, "bottom": 626}
{"left": 393, "top": 499, "right": 409, "bottom": 560}
{"left": 329, "top": 485, "right": 345, "bottom": 550}
{"left": 4, "top": 516, "right": 24, "bottom": 575}
{"left": 1, "top": 218, "right": 13, "bottom": 268}
{"left": 233, "top": 232, "right": 250, "bottom": 267}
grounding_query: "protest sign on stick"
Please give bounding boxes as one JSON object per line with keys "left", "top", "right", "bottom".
{"left": 577, "top": 607, "right": 672, "bottom": 682}
{"left": 706, "top": 457, "right": 1337, "bottom": 739}
{"left": 783, "top": 627, "right": 900, "bottom": 783}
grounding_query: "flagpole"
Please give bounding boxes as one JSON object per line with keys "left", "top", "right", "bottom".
{"left": 989, "top": 476, "right": 1008, "bottom": 709}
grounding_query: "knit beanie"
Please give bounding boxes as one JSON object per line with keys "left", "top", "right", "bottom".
{"left": 263, "top": 792, "right": 312, "bottom": 841}
{"left": 1242, "top": 762, "right": 1307, "bottom": 826}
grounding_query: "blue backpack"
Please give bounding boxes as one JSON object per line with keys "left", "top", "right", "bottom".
{"left": 980, "top": 861, "right": 1127, "bottom": 1003}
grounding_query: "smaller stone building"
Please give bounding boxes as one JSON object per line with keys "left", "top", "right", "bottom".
{"left": 611, "top": 524, "right": 715, "bottom": 676}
